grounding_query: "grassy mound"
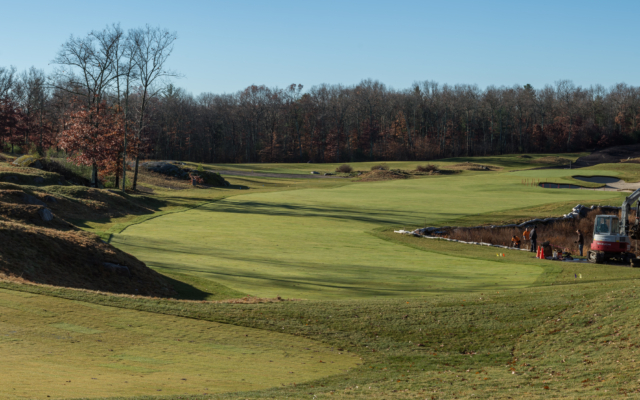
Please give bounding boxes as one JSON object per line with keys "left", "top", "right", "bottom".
{"left": 0, "top": 164, "right": 63, "bottom": 185}
{"left": 0, "top": 200, "right": 73, "bottom": 231}
{"left": 532, "top": 156, "right": 571, "bottom": 164}
{"left": 0, "top": 219, "right": 175, "bottom": 297}
{"left": 39, "top": 158, "right": 91, "bottom": 186}
{"left": 0, "top": 157, "right": 171, "bottom": 297}
{"left": 142, "top": 161, "right": 230, "bottom": 187}
{"left": 11, "top": 154, "right": 40, "bottom": 167}
{"left": 43, "top": 186, "right": 154, "bottom": 221}
{"left": 358, "top": 169, "right": 410, "bottom": 181}
{"left": 197, "top": 169, "right": 229, "bottom": 186}
{"left": 450, "top": 162, "right": 494, "bottom": 170}
{"left": 0, "top": 185, "right": 157, "bottom": 225}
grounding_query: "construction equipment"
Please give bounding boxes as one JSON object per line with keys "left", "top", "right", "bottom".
{"left": 588, "top": 187, "right": 640, "bottom": 265}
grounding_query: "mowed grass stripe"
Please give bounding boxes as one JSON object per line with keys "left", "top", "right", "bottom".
{"left": 0, "top": 289, "right": 357, "bottom": 399}
{"left": 113, "top": 170, "right": 621, "bottom": 300}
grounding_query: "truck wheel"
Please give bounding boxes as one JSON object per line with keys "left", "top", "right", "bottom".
{"left": 587, "top": 250, "right": 604, "bottom": 264}
{"left": 623, "top": 253, "right": 636, "bottom": 265}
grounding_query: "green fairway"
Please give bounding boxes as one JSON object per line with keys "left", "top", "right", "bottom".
{"left": 3, "top": 155, "right": 640, "bottom": 399}
{"left": 196, "top": 152, "right": 587, "bottom": 175}
{"left": 111, "top": 167, "right": 624, "bottom": 300}
{"left": 0, "top": 289, "right": 357, "bottom": 399}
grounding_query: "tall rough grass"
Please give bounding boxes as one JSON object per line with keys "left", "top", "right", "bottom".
{"left": 48, "top": 157, "right": 92, "bottom": 181}
{"left": 416, "top": 164, "right": 439, "bottom": 172}
{"left": 447, "top": 209, "right": 638, "bottom": 255}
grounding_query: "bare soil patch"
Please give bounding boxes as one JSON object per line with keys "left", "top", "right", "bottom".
{"left": 575, "top": 144, "right": 640, "bottom": 167}
{"left": 429, "top": 207, "right": 635, "bottom": 256}
{"left": 449, "top": 162, "right": 495, "bottom": 171}
{"left": 531, "top": 156, "right": 571, "bottom": 164}
{"left": 358, "top": 170, "right": 411, "bottom": 181}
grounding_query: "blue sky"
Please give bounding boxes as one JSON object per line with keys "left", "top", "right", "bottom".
{"left": 1, "top": 0, "right": 638, "bottom": 94}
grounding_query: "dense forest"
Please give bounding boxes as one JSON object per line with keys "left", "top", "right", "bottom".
{"left": 1, "top": 24, "right": 640, "bottom": 187}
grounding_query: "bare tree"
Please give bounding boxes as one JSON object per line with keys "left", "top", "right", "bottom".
{"left": 130, "top": 25, "right": 179, "bottom": 190}
{"left": 14, "top": 67, "right": 48, "bottom": 151}
{"left": 112, "top": 32, "right": 138, "bottom": 191}
{"left": 0, "top": 66, "right": 17, "bottom": 98}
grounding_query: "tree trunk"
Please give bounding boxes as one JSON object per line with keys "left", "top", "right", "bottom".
{"left": 133, "top": 155, "right": 140, "bottom": 191}
{"left": 92, "top": 163, "right": 98, "bottom": 187}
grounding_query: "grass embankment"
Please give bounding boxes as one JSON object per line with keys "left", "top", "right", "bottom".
{"left": 1, "top": 257, "right": 640, "bottom": 399}
{"left": 2, "top": 155, "right": 640, "bottom": 399}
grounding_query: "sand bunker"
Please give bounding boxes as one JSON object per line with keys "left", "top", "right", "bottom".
{"left": 573, "top": 176, "right": 620, "bottom": 184}
{"left": 540, "top": 176, "right": 640, "bottom": 191}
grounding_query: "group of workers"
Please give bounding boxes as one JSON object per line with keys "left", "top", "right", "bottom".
{"left": 511, "top": 227, "right": 584, "bottom": 256}
{"left": 510, "top": 226, "right": 537, "bottom": 251}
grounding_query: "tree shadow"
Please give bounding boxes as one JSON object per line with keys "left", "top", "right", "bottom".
{"left": 193, "top": 199, "right": 464, "bottom": 226}
{"left": 160, "top": 274, "right": 212, "bottom": 300}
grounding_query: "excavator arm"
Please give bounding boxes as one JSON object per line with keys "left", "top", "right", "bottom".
{"left": 621, "top": 187, "right": 640, "bottom": 239}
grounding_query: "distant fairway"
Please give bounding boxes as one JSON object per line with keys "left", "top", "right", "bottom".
{"left": 112, "top": 167, "right": 624, "bottom": 300}
{"left": 0, "top": 289, "right": 356, "bottom": 399}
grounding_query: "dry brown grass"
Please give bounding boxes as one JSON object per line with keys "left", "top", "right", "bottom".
{"left": 415, "top": 164, "right": 439, "bottom": 172}
{"left": 370, "top": 164, "right": 389, "bottom": 171}
{"left": 449, "top": 162, "right": 495, "bottom": 171}
{"left": 531, "top": 156, "right": 571, "bottom": 164}
{"left": 335, "top": 164, "right": 353, "bottom": 173}
{"left": 0, "top": 219, "right": 176, "bottom": 297}
{"left": 442, "top": 209, "right": 637, "bottom": 255}
{"left": 358, "top": 170, "right": 410, "bottom": 182}
{"left": 136, "top": 168, "right": 192, "bottom": 189}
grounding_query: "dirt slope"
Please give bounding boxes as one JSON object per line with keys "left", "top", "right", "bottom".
{"left": 574, "top": 144, "right": 640, "bottom": 167}
{"left": 0, "top": 158, "right": 175, "bottom": 297}
{"left": 0, "top": 219, "right": 176, "bottom": 297}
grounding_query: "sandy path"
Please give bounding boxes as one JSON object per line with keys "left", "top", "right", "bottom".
{"left": 573, "top": 176, "right": 640, "bottom": 191}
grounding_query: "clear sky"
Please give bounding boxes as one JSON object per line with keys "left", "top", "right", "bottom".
{"left": 1, "top": 0, "right": 638, "bottom": 95}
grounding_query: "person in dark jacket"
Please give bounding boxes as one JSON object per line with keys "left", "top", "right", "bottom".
{"left": 576, "top": 229, "right": 584, "bottom": 256}
{"left": 530, "top": 226, "right": 538, "bottom": 253}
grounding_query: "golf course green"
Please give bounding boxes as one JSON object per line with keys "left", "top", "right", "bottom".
{"left": 111, "top": 164, "right": 625, "bottom": 300}
{"left": 5, "top": 154, "right": 640, "bottom": 399}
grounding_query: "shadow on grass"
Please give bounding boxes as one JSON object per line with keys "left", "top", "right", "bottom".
{"left": 192, "top": 199, "right": 465, "bottom": 226}
{"left": 161, "top": 274, "right": 212, "bottom": 300}
{"left": 114, "top": 235, "right": 538, "bottom": 299}
{"left": 61, "top": 190, "right": 170, "bottom": 229}
{"left": 156, "top": 270, "right": 247, "bottom": 301}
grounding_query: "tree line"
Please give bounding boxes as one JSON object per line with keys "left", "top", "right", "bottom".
{"left": 1, "top": 23, "right": 640, "bottom": 190}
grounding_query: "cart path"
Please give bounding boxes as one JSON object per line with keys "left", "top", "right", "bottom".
{"left": 573, "top": 176, "right": 640, "bottom": 191}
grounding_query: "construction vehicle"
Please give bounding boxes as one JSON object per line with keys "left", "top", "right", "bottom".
{"left": 588, "top": 187, "right": 640, "bottom": 265}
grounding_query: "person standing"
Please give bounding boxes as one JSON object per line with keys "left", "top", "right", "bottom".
{"left": 576, "top": 229, "right": 584, "bottom": 257}
{"left": 523, "top": 227, "right": 531, "bottom": 250}
{"left": 530, "top": 226, "right": 537, "bottom": 253}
